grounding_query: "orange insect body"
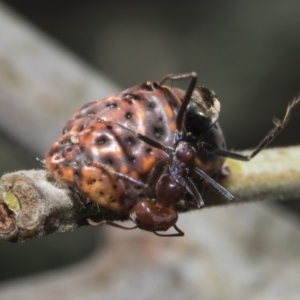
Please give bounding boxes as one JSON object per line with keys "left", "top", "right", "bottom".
{"left": 47, "top": 83, "right": 180, "bottom": 212}
{"left": 45, "top": 80, "right": 225, "bottom": 214}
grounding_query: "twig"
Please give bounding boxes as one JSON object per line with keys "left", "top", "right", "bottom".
{"left": 1, "top": 145, "right": 299, "bottom": 242}
{"left": 207, "top": 145, "right": 300, "bottom": 205}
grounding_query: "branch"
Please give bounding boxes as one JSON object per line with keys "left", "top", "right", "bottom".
{"left": 207, "top": 145, "right": 300, "bottom": 205}
{"left": 1, "top": 145, "right": 299, "bottom": 242}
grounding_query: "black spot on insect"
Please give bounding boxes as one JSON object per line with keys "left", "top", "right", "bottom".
{"left": 125, "top": 112, "right": 132, "bottom": 119}
{"left": 124, "top": 136, "right": 136, "bottom": 147}
{"left": 95, "top": 136, "right": 108, "bottom": 145}
{"left": 129, "top": 156, "right": 136, "bottom": 163}
{"left": 78, "top": 124, "right": 85, "bottom": 132}
{"left": 87, "top": 178, "right": 96, "bottom": 185}
{"left": 106, "top": 158, "right": 113, "bottom": 165}
{"left": 142, "top": 81, "right": 155, "bottom": 91}
{"left": 149, "top": 102, "right": 156, "bottom": 109}
{"left": 153, "top": 126, "right": 164, "bottom": 139}
{"left": 123, "top": 93, "right": 133, "bottom": 104}
{"left": 124, "top": 93, "right": 141, "bottom": 101}
{"left": 107, "top": 103, "right": 117, "bottom": 109}
{"left": 146, "top": 147, "right": 153, "bottom": 154}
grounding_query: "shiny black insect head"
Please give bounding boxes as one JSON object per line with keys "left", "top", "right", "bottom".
{"left": 184, "top": 87, "right": 220, "bottom": 137}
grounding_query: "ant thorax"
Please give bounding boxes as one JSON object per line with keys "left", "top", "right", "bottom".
{"left": 156, "top": 141, "right": 196, "bottom": 207}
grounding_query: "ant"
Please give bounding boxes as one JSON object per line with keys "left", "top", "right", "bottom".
{"left": 88, "top": 72, "right": 300, "bottom": 236}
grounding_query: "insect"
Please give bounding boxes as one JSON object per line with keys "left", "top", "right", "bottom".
{"left": 45, "top": 72, "right": 299, "bottom": 236}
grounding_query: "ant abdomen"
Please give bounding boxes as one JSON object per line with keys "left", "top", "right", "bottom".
{"left": 130, "top": 200, "right": 178, "bottom": 233}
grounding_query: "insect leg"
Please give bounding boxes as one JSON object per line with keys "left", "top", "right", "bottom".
{"left": 153, "top": 225, "right": 184, "bottom": 237}
{"left": 88, "top": 114, "right": 173, "bottom": 153}
{"left": 146, "top": 159, "right": 168, "bottom": 187}
{"left": 194, "top": 167, "right": 235, "bottom": 201}
{"left": 88, "top": 161, "right": 145, "bottom": 187}
{"left": 198, "top": 96, "right": 300, "bottom": 161}
{"left": 159, "top": 72, "right": 198, "bottom": 132}
{"left": 185, "top": 177, "right": 205, "bottom": 208}
{"left": 87, "top": 219, "right": 138, "bottom": 230}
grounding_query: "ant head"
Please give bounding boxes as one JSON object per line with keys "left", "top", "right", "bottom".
{"left": 184, "top": 87, "right": 220, "bottom": 137}
{"left": 175, "top": 141, "right": 196, "bottom": 163}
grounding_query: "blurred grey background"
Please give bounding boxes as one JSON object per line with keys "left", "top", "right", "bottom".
{"left": 0, "top": 0, "right": 299, "bottom": 285}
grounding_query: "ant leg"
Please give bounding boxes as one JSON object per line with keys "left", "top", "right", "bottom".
{"left": 153, "top": 225, "right": 184, "bottom": 237}
{"left": 146, "top": 159, "right": 168, "bottom": 187}
{"left": 159, "top": 72, "right": 198, "bottom": 131}
{"left": 185, "top": 177, "right": 205, "bottom": 208}
{"left": 88, "top": 115, "right": 170, "bottom": 187}
{"left": 198, "top": 96, "right": 300, "bottom": 161}
{"left": 173, "top": 224, "right": 185, "bottom": 236}
{"left": 198, "top": 141, "right": 253, "bottom": 161}
{"left": 159, "top": 72, "right": 197, "bottom": 87}
{"left": 87, "top": 219, "right": 138, "bottom": 230}
{"left": 92, "top": 140, "right": 167, "bottom": 189}
{"left": 89, "top": 114, "right": 173, "bottom": 153}
{"left": 194, "top": 167, "right": 235, "bottom": 201}
{"left": 88, "top": 161, "right": 145, "bottom": 187}
{"left": 176, "top": 199, "right": 200, "bottom": 210}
